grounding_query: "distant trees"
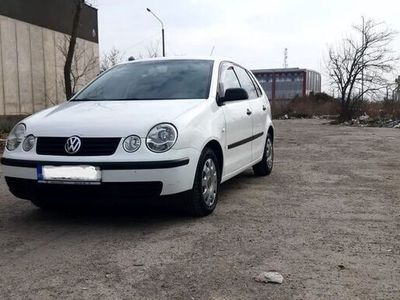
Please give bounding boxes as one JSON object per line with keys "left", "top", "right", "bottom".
{"left": 144, "top": 41, "right": 162, "bottom": 58}
{"left": 135, "top": 41, "right": 162, "bottom": 59}
{"left": 100, "top": 47, "right": 124, "bottom": 72}
{"left": 100, "top": 42, "right": 162, "bottom": 72}
{"left": 327, "top": 17, "right": 399, "bottom": 120}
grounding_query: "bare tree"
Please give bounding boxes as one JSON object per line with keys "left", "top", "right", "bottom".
{"left": 135, "top": 41, "right": 161, "bottom": 59}
{"left": 58, "top": 35, "right": 98, "bottom": 95}
{"left": 100, "top": 47, "right": 124, "bottom": 72}
{"left": 327, "top": 17, "right": 399, "bottom": 120}
{"left": 146, "top": 41, "right": 161, "bottom": 58}
{"left": 64, "top": 0, "right": 85, "bottom": 99}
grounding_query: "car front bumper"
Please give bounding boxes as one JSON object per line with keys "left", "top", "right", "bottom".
{"left": 1, "top": 151, "right": 199, "bottom": 199}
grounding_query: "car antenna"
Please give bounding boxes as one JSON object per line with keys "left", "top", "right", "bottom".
{"left": 210, "top": 46, "right": 215, "bottom": 56}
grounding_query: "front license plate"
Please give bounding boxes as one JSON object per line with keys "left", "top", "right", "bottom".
{"left": 37, "top": 165, "right": 101, "bottom": 185}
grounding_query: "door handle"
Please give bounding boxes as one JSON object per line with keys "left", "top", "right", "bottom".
{"left": 246, "top": 108, "right": 252, "bottom": 116}
{"left": 262, "top": 105, "right": 267, "bottom": 111}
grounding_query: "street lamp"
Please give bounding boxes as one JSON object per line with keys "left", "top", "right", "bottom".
{"left": 146, "top": 8, "right": 165, "bottom": 57}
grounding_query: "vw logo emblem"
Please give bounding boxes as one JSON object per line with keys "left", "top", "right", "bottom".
{"left": 65, "top": 136, "right": 81, "bottom": 154}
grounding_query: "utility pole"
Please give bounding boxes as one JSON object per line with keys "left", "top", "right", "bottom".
{"left": 283, "top": 48, "right": 288, "bottom": 68}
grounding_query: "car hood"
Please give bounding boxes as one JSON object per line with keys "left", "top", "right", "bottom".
{"left": 24, "top": 100, "right": 204, "bottom": 137}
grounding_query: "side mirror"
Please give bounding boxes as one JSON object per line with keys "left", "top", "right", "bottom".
{"left": 223, "top": 88, "right": 249, "bottom": 102}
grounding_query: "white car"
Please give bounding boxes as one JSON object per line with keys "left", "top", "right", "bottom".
{"left": 1, "top": 57, "right": 274, "bottom": 216}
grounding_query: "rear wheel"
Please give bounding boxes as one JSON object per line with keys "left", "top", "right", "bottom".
{"left": 186, "top": 147, "right": 220, "bottom": 217}
{"left": 253, "top": 132, "right": 273, "bottom": 176}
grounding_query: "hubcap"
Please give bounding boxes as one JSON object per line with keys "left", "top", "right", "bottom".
{"left": 201, "top": 158, "right": 218, "bottom": 207}
{"left": 266, "top": 139, "right": 273, "bottom": 168}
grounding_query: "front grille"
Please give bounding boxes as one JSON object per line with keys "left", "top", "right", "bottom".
{"left": 36, "top": 137, "right": 121, "bottom": 156}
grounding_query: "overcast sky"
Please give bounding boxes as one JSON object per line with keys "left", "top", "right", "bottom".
{"left": 96, "top": 0, "right": 400, "bottom": 92}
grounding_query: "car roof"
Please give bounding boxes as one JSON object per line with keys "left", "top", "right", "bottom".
{"left": 119, "top": 56, "right": 240, "bottom": 66}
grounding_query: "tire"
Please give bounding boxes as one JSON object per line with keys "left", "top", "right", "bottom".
{"left": 253, "top": 132, "right": 274, "bottom": 176}
{"left": 186, "top": 147, "right": 220, "bottom": 217}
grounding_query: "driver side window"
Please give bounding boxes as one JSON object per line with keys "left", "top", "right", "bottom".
{"left": 220, "top": 66, "right": 241, "bottom": 97}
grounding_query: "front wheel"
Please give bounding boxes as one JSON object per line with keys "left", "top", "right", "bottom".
{"left": 253, "top": 132, "right": 274, "bottom": 176}
{"left": 186, "top": 147, "right": 220, "bottom": 217}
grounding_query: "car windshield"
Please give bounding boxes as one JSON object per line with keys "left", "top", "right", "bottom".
{"left": 73, "top": 59, "right": 214, "bottom": 101}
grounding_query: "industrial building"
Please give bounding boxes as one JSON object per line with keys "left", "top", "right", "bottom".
{"left": 252, "top": 68, "right": 321, "bottom": 101}
{"left": 0, "top": 0, "right": 99, "bottom": 116}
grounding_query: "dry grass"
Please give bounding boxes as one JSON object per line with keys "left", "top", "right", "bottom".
{"left": 272, "top": 93, "right": 400, "bottom": 123}
{"left": 361, "top": 100, "right": 400, "bottom": 120}
{"left": 272, "top": 93, "right": 341, "bottom": 119}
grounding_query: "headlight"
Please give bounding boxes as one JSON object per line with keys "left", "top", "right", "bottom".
{"left": 146, "top": 123, "right": 178, "bottom": 153}
{"left": 22, "top": 135, "right": 36, "bottom": 151}
{"left": 6, "top": 123, "right": 26, "bottom": 151}
{"left": 123, "top": 135, "right": 141, "bottom": 152}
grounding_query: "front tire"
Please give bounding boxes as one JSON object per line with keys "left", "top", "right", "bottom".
{"left": 187, "top": 147, "right": 220, "bottom": 217}
{"left": 253, "top": 132, "right": 274, "bottom": 176}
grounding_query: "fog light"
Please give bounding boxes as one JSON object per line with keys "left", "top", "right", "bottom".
{"left": 123, "top": 135, "right": 141, "bottom": 152}
{"left": 22, "top": 135, "right": 35, "bottom": 151}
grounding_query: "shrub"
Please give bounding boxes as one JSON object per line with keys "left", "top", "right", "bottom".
{"left": 361, "top": 99, "right": 400, "bottom": 120}
{"left": 272, "top": 93, "right": 341, "bottom": 119}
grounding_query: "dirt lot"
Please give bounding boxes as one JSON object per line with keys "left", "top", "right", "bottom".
{"left": 0, "top": 119, "right": 399, "bottom": 299}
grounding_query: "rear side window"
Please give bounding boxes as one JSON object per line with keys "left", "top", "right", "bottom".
{"left": 234, "top": 67, "right": 258, "bottom": 99}
{"left": 247, "top": 71, "right": 263, "bottom": 96}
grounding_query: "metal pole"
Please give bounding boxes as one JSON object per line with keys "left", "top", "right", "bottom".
{"left": 162, "top": 28, "right": 165, "bottom": 57}
{"left": 361, "top": 16, "right": 364, "bottom": 101}
{"left": 146, "top": 8, "right": 165, "bottom": 57}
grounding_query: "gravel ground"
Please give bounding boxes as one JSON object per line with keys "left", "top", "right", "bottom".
{"left": 0, "top": 119, "right": 399, "bottom": 299}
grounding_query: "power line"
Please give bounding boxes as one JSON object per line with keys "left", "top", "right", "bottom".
{"left": 121, "top": 32, "right": 161, "bottom": 52}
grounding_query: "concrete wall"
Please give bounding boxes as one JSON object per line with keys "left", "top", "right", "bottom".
{"left": 0, "top": 15, "right": 99, "bottom": 115}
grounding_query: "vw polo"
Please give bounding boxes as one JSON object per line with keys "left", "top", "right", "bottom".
{"left": 1, "top": 58, "right": 274, "bottom": 216}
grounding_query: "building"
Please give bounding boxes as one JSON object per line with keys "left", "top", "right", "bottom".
{"left": 252, "top": 68, "right": 321, "bottom": 101}
{"left": 0, "top": 0, "right": 99, "bottom": 116}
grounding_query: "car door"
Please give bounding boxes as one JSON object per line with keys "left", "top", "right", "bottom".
{"left": 219, "top": 63, "right": 253, "bottom": 176}
{"left": 234, "top": 66, "right": 267, "bottom": 162}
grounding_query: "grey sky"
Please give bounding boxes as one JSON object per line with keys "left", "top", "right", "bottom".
{"left": 96, "top": 0, "right": 400, "bottom": 92}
